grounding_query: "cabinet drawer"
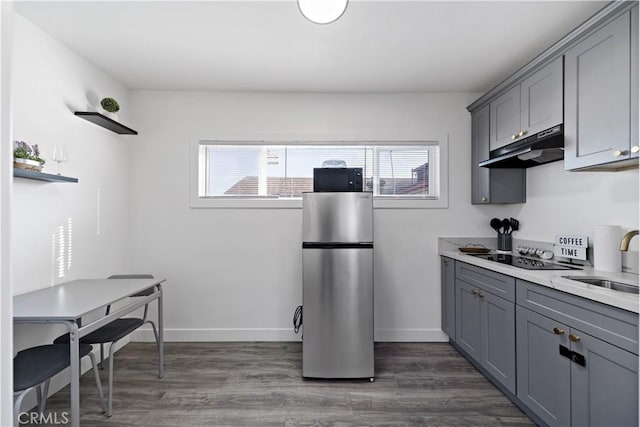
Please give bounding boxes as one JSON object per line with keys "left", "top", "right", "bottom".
{"left": 516, "top": 279, "right": 638, "bottom": 354}
{"left": 456, "top": 262, "right": 515, "bottom": 302}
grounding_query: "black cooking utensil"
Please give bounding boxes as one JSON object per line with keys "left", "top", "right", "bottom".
{"left": 490, "top": 218, "right": 502, "bottom": 233}
{"left": 510, "top": 217, "right": 519, "bottom": 233}
{"left": 502, "top": 218, "right": 511, "bottom": 234}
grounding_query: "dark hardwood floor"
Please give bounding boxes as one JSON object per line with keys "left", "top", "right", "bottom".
{"left": 37, "top": 342, "right": 533, "bottom": 426}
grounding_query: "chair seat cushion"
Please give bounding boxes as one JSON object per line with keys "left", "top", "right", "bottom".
{"left": 54, "top": 318, "right": 144, "bottom": 345}
{"left": 14, "top": 344, "right": 93, "bottom": 392}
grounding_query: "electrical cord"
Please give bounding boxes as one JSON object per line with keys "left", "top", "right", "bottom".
{"left": 293, "top": 305, "right": 303, "bottom": 334}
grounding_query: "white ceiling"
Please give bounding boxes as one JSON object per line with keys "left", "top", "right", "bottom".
{"left": 15, "top": 1, "right": 607, "bottom": 93}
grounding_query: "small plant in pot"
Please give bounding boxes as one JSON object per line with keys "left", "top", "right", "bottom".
{"left": 14, "top": 141, "right": 45, "bottom": 172}
{"left": 100, "top": 97, "right": 120, "bottom": 120}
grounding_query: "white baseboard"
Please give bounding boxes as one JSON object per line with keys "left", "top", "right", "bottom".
{"left": 374, "top": 328, "right": 449, "bottom": 342}
{"left": 130, "top": 328, "right": 449, "bottom": 342}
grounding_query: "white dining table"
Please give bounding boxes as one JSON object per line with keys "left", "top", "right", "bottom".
{"left": 13, "top": 278, "right": 166, "bottom": 427}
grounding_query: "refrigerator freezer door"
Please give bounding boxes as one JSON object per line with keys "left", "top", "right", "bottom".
{"left": 302, "top": 192, "right": 373, "bottom": 243}
{"left": 302, "top": 247, "right": 374, "bottom": 378}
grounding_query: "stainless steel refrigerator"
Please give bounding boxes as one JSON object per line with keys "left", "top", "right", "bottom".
{"left": 302, "top": 192, "right": 374, "bottom": 380}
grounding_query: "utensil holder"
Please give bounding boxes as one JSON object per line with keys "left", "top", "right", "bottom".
{"left": 497, "top": 233, "right": 512, "bottom": 252}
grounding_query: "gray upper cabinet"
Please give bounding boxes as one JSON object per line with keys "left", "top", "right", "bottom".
{"left": 490, "top": 85, "right": 521, "bottom": 151}
{"left": 471, "top": 105, "right": 526, "bottom": 205}
{"left": 440, "top": 257, "right": 455, "bottom": 340}
{"left": 471, "top": 105, "right": 491, "bottom": 204}
{"left": 489, "top": 57, "right": 563, "bottom": 151}
{"left": 520, "top": 57, "right": 563, "bottom": 137}
{"left": 565, "top": 8, "right": 639, "bottom": 170}
{"left": 631, "top": 6, "right": 638, "bottom": 160}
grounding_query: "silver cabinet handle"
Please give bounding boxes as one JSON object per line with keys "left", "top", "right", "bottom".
{"left": 632, "top": 146, "right": 639, "bottom": 154}
{"left": 511, "top": 135, "right": 517, "bottom": 140}
{"left": 481, "top": 197, "right": 488, "bottom": 202}
{"left": 613, "top": 149, "right": 628, "bottom": 157}
{"left": 518, "top": 130, "right": 526, "bottom": 137}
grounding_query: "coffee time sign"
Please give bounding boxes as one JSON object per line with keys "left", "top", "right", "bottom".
{"left": 554, "top": 235, "right": 588, "bottom": 260}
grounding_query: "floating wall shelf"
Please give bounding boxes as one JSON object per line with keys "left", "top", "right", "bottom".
{"left": 74, "top": 111, "right": 138, "bottom": 135}
{"left": 14, "top": 169, "right": 78, "bottom": 183}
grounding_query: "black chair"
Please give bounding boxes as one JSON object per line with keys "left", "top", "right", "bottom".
{"left": 13, "top": 344, "right": 106, "bottom": 427}
{"left": 54, "top": 274, "right": 160, "bottom": 417}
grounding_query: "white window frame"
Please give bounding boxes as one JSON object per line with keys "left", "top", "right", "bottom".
{"left": 189, "top": 137, "right": 449, "bottom": 209}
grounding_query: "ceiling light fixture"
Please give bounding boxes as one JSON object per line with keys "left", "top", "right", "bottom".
{"left": 298, "top": 0, "right": 348, "bottom": 25}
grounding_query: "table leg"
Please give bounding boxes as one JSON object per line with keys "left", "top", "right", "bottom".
{"left": 158, "top": 284, "right": 164, "bottom": 379}
{"left": 65, "top": 321, "right": 80, "bottom": 427}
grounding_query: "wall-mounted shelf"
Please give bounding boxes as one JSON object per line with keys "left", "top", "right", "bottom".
{"left": 74, "top": 111, "right": 138, "bottom": 135}
{"left": 14, "top": 168, "right": 78, "bottom": 183}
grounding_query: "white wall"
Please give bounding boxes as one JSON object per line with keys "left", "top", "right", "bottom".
{"left": 499, "top": 162, "right": 638, "bottom": 246}
{"left": 1, "top": 3, "right": 14, "bottom": 425}
{"left": 11, "top": 13, "right": 132, "bottom": 353}
{"left": 129, "top": 90, "right": 639, "bottom": 343}
{"left": 128, "top": 91, "right": 506, "bottom": 342}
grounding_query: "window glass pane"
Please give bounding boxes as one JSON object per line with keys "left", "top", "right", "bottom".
{"left": 286, "top": 146, "right": 372, "bottom": 197}
{"left": 205, "top": 145, "right": 261, "bottom": 196}
{"left": 376, "top": 146, "right": 436, "bottom": 197}
{"left": 200, "top": 143, "right": 438, "bottom": 199}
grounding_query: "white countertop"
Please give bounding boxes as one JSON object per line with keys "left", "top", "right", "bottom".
{"left": 439, "top": 237, "right": 639, "bottom": 314}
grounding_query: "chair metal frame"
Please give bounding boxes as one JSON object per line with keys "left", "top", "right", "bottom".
{"left": 100, "top": 274, "right": 162, "bottom": 417}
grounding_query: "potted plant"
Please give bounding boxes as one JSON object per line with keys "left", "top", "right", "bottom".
{"left": 100, "top": 97, "right": 120, "bottom": 120}
{"left": 14, "top": 141, "right": 45, "bottom": 172}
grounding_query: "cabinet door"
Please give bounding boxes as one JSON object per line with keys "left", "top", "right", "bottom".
{"left": 441, "top": 257, "right": 456, "bottom": 340}
{"left": 564, "top": 11, "right": 631, "bottom": 170}
{"left": 471, "top": 105, "right": 491, "bottom": 204}
{"left": 516, "top": 306, "right": 571, "bottom": 427}
{"left": 480, "top": 292, "right": 515, "bottom": 394}
{"left": 631, "top": 6, "right": 638, "bottom": 158}
{"left": 571, "top": 328, "right": 639, "bottom": 427}
{"left": 520, "top": 57, "right": 563, "bottom": 137}
{"left": 490, "top": 85, "right": 521, "bottom": 151}
{"left": 455, "top": 280, "right": 481, "bottom": 361}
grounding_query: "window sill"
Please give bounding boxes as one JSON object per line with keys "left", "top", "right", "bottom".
{"left": 189, "top": 197, "right": 448, "bottom": 209}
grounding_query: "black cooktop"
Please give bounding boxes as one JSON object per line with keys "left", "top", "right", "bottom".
{"left": 471, "top": 253, "right": 582, "bottom": 270}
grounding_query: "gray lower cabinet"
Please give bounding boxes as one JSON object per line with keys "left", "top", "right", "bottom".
{"left": 440, "top": 257, "right": 456, "bottom": 340}
{"left": 446, "top": 261, "right": 639, "bottom": 426}
{"left": 454, "top": 262, "right": 516, "bottom": 394}
{"left": 564, "top": 7, "right": 639, "bottom": 170}
{"left": 471, "top": 104, "right": 525, "bottom": 204}
{"left": 516, "top": 306, "right": 572, "bottom": 426}
{"left": 455, "top": 279, "right": 482, "bottom": 360}
{"left": 516, "top": 280, "right": 639, "bottom": 427}
{"left": 571, "top": 328, "right": 639, "bottom": 427}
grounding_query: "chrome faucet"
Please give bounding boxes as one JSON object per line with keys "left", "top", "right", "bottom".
{"left": 620, "top": 230, "right": 639, "bottom": 251}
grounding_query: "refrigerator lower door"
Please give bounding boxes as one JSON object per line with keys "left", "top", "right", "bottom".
{"left": 302, "top": 247, "right": 374, "bottom": 379}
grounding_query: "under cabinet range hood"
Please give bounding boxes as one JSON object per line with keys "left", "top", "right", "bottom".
{"left": 480, "top": 125, "right": 564, "bottom": 168}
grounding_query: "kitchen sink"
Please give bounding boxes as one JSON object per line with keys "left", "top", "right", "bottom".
{"left": 561, "top": 276, "right": 639, "bottom": 294}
